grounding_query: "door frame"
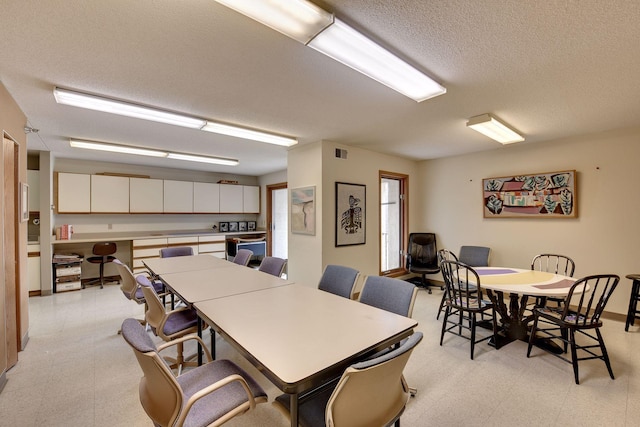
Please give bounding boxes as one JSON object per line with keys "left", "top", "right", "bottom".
{"left": 266, "top": 182, "right": 287, "bottom": 257}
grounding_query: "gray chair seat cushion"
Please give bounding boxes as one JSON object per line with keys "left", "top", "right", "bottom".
{"left": 177, "top": 359, "right": 267, "bottom": 427}
{"left": 163, "top": 308, "right": 198, "bottom": 336}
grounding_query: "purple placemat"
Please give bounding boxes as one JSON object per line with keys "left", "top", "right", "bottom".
{"left": 533, "top": 279, "right": 575, "bottom": 289}
{"left": 476, "top": 268, "right": 518, "bottom": 276}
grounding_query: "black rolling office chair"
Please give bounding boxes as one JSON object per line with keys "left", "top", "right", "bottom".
{"left": 406, "top": 232, "right": 441, "bottom": 293}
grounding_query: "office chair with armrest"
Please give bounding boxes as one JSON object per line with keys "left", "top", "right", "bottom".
{"left": 359, "top": 275, "right": 418, "bottom": 395}
{"left": 275, "top": 331, "right": 423, "bottom": 427}
{"left": 458, "top": 245, "right": 491, "bottom": 267}
{"left": 257, "top": 256, "right": 287, "bottom": 277}
{"left": 160, "top": 246, "right": 194, "bottom": 258}
{"left": 359, "top": 276, "right": 418, "bottom": 318}
{"left": 114, "top": 259, "right": 165, "bottom": 330}
{"left": 232, "top": 249, "right": 253, "bottom": 267}
{"left": 527, "top": 274, "right": 620, "bottom": 384}
{"left": 406, "top": 232, "right": 441, "bottom": 294}
{"left": 84, "top": 242, "right": 118, "bottom": 288}
{"left": 531, "top": 253, "right": 576, "bottom": 307}
{"left": 318, "top": 265, "right": 360, "bottom": 300}
{"left": 139, "top": 276, "right": 200, "bottom": 374}
{"left": 121, "top": 318, "right": 267, "bottom": 427}
{"left": 440, "top": 260, "right": 498, "bottom": 360}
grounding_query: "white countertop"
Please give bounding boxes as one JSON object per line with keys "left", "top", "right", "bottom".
{"left": 52, "top": 229, "right": 265, "bottom": 244}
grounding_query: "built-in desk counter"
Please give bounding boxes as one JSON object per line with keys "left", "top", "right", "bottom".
{"left": 53, "top": 229, "right": 265, "bottom": 274}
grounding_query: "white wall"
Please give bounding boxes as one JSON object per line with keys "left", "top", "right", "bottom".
{"left": 417, "top": 126, "right": 640, "bottom": 315}
{"left": 287, "top": 142, "right": 323, "bottom": 286}
{"left": 287, "top": 140, "right": 419, "bottom": 287}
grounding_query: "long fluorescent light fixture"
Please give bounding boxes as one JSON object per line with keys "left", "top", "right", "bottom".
{"left": 466, "top": 114, "right": 524, "bottom": 144}
{"left": 201, "top": 121, "right": 297, "bottom": 146}
{"left": 215, "top": 0, "right": 333, "bottom": 44}
{"left": 55, "top": 88, "right": 206, "bottom": 129}
{"left": 69, "top": 139, "right": 239, "bottom": 166}
{"left": 215, "top": 0, "right": 446, "bottom": 102}
{"left": 54, "top": 87, "right": 297, "bottom": 146}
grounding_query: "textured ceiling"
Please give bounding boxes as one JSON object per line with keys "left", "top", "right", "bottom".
{"left": 1, "top": 0, "right": 639, "bottom": 175}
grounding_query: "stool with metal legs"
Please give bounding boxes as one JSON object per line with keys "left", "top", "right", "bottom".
{"left": 625, "top": 274, "right": 640, "bottom": 332}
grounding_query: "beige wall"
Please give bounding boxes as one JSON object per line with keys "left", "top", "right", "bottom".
{"left": 417, "top": 127, "right": 640, "bottom": 315}
{"left": 287, "top": 140, "right": 419, "bottom": 287}
{"left": 0, "top": 81, "right": 28, "bottom": 381}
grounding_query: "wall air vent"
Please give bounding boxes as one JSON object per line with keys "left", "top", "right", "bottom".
{"left": 335, "top": 148, "right": 348, "bottom": 159}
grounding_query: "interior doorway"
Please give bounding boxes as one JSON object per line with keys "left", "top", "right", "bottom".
{"left": 266, "top": 183, "right": 288, "bottom": 259}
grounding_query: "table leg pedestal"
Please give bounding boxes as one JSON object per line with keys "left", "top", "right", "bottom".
{"left": 486, "top": 290, "right": 563, "bottom": 353}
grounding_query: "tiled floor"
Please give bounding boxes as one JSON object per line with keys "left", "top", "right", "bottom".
{"left": 2, "top": 283, "right": 640, "bottom": 426}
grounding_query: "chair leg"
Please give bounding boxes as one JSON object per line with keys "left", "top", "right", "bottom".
{"left": 439, "top": 307, "right": 450, "bottom": 346}
{"left": 436, "top": 291, "right": 446, "bottom": 320}
{"left": 596, "top": 328, "right": 615, "bottom": 380}
{"left": 569, "top": 329, "right": 580, "bottom": 384}
{"left": 526, "top": 316, "right": 539, "bottom": 357}
{"left": 470, "top": 313, "right": 476, "bottom": 360}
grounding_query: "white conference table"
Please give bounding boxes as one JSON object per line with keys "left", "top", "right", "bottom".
{"left": 194, "top": 284, "right": 417, "bottom": 427}
{"left": 143, "top": 254, "right": 232, "bottom": 275}
{"left": 143, "top": 254, "right": 418, "bottom": 427}
{"left": 470, "top": 267, "right": 583, "bottom": 346}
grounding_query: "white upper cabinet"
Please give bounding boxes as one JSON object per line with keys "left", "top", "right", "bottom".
{"left": 56, "top": 172, "right": 91, "bottom": 213}
{"left": 130, "top": 178, "right": 164, "bottom": 213}
{"left": 163, "top": 180, "right": 194, "bottom": 213}
{"left": 243, "top": 185, "right": 260, "bottom": 213}
{"left": 219, "top": 184, "right": 244, "bottom": 213}
{"left": 193, "top": 182, "right": 220, "bottom": 213}
{"left": 91, "top": 175, "right": 130, "bottom": 213}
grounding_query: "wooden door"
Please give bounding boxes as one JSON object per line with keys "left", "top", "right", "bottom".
{"left": 3, "top": 136, "right": 18, "bottom": 368}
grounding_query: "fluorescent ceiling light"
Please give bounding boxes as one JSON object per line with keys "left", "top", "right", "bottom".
{"left": 202, "top": 121, "right": 298, "bottom": 147}
{"left": 55, "top": 87, "right": 297, "bottom": 147}
{"left": 466, "top": 114, "right": 524, "bottom": 144}
{"left": 215, "top": 0, "right": 445, "bottom": 102}
{"left": 214, "top": 0, "right": 333, "bottom": 44}
{"left": 69, "top": 139, "right": 168, "bottom": 157}
{"left": 167, "top": 152, "right": 239, "bottom": 166}
{"left": 54, "top": 88, "right": 206, "bottom": 129}
{"left": 69, "top": 139, "right": 239, "bottom": 166}
{"left": 309, "top": 19, "right": 446, "bottom": 102}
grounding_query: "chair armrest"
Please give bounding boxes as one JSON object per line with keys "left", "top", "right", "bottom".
{"left": 176, "top": 374, "right": 257, "bottom": 426}
{"left": 156, "top": 334, "right": 213, "bottom": 363}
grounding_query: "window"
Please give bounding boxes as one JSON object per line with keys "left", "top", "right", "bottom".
{"left": 380, "top": 172, "right": 408, "bottom": 276}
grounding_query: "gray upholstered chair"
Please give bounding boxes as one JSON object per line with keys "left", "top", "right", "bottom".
{"left": 139, "top": 275, "right": 199, "bottom": 374}
{"left": 275, "top": 331, "right": 423, "bottom": 427}
{"left": 160, "top": 246, "right": 194, "bottom": 258}
{"left": 257, "top": 256, "right": 287, "bottom": 277}
{"left": 527, "top": 274, "right": 620, "bottom": 384}
{"left": 439, "top": 260, "right": 498, "bottom": 359}
{"left": 232, "top": 249, "right": 253, "bottom": 267}
{"left": 113, "top": 259, "right": 165, "bottom": 332}
{"left": 114, "top": 259, "right": 164, "bottom": 305}
{"left": 359, "top": 276, "right": 417, "bottom": 318}
{"left": 358, "top": 275, "right": 418, "bottom": 395}
{"left": 318, "top": 265, "right": 360, "bottom": 300}
{"left": 458, "top": 245, "right": 491, "bottom": 267}
{"left": 120, "top": 318, "right": 268, "bottom": 427}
